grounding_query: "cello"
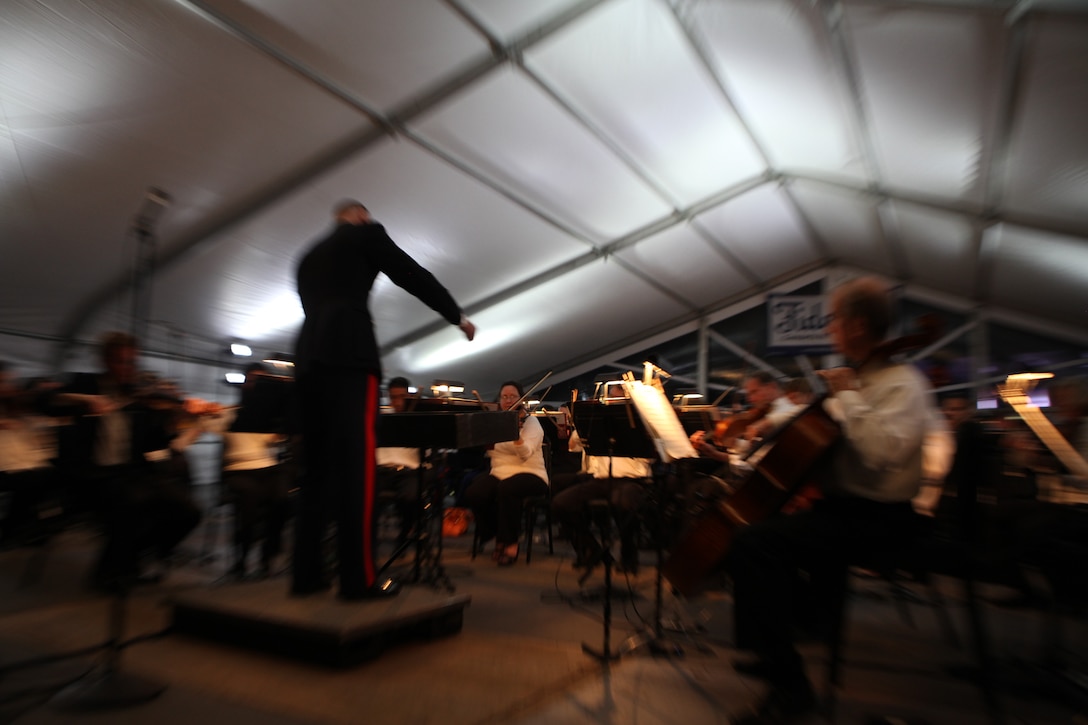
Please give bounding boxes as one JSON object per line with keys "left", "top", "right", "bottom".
{"left": 662, "top": 316, "right": 942, "bottom": 596}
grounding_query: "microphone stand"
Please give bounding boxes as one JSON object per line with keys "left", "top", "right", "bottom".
{"left": 51, "top": 579, "right": 168, "bottom": 710}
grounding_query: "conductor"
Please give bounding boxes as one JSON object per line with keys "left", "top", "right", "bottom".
{"left": 292, "top": 200, "right": 476, "bottom": 600}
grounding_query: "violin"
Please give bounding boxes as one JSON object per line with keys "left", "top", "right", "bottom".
{"left": 711, "top": 403, "right": 770, "bottom": 449}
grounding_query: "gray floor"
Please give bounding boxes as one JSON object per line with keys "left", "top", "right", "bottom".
{"left": 1, "top": 512, "right": 1085, "bottom": 725}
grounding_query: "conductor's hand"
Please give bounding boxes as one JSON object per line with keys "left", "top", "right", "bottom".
{"left": 458, "top": 316, "right": 476, "bottom": 342}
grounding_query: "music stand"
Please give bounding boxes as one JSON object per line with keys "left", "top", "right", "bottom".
{"left": 377, "top": 396, "right": 489, "bottom": 592}
{"left": 581, "top": 379, "right": 704, "bottom": 661}
{"left": 571, "top": 400, "right": 659, "bottom": 662}
{"left": 675, "top": 406, "right": 721, "bottom": 438}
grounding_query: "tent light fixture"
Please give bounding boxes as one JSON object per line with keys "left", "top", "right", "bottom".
{"left": 430, "top": 380, "right": 465, "bottom": 398}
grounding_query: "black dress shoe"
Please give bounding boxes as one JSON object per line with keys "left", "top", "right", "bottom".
{"left": 338, "top": 578, "right": 401, "bottom": 601}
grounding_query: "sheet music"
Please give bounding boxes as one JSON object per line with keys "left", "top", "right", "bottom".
{"left": 623, "top": 380, "right": 698, "bottom": 462}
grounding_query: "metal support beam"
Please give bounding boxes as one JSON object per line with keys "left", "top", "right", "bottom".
{"left": 706, "top": 329, "right": 788, "bottom": 380}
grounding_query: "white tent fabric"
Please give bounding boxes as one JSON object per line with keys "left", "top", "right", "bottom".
{"left": 1, "top": 0, "right": 1086, "bottom": 397}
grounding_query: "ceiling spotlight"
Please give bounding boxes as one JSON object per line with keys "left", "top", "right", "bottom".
{"left": 225, "top": 372, "right": 246, "bottom": 384}
{"left": 230, "top": 343, "right": 252, "bottom": 357}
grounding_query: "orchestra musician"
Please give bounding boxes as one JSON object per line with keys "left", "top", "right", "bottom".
{"left": 198, "top": 362, "right": 292, "bottom": 579}
{"left": 689, "top": 371, "right": 802, "bottom": 470}
{"left": 375, "top": 376, "right": 430, "bottom": 545}
{"left": 727, "top": 277, "right": 938, "bottom": 725}
{"left": 550, "top": 423, "right": 652, "bottom": 575}
{"left": 461, "top": 381, "right": 549, "bottom": 566}
{"left": 52, "top": 332, "right": 202, "bottom": 590}
{"left": 0, "top": 362, "right": 65, "bottom": 546}
{"left": 291, "top": 199, "right": 476, "bottom": 601}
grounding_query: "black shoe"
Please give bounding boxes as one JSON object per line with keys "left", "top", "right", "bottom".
{"left": 290, "top": 580, "right": 331, "bottom": 597}
{"left": 731, "top": 678, "right": 817, "bottom": 724}
{"left": 338, "top": 578, "right": 401, "bottom": 601}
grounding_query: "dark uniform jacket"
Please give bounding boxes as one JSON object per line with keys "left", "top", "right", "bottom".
{"left": 294, "top": 221, "right": 462, "bottom": 376}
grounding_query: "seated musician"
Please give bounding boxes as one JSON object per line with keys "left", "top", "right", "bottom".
{"left": 199, "top": 362, "right": 292, "bottom": 579}
{"left": 375, "top": 376, "right": 432, "bottom": 544}
{"left": 0, "top": 363, "right": 65, "bottom": 545}
{"left": 689, "top": 372, "right": 802, "bottom": 473}
{"left": 551, "top": 425, "right": 652, "bottom": 575}
{"left": 51, "top": 332, "right": 202, "bottom": 590}
{"left": 461, "top": 380, "right": 549, "bottom": 566}
{"left": 727, "top": 277, "right": 937, "bottom": 725}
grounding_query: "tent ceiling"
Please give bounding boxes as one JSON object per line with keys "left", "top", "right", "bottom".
{"left": 1, "top": 0, "right": 1085, "bottom": 396}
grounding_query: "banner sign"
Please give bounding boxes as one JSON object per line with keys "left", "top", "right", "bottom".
{"left": 767, "top": 294, "right": 834, "bottom": 354}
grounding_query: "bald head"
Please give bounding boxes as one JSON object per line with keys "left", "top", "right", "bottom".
{"left": 334, "top": 200, "right": 370, "bottom": 225}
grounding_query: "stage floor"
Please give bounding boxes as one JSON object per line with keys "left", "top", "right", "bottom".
{"left": 1, "top": 523, "right": 1085, "bottom": 724}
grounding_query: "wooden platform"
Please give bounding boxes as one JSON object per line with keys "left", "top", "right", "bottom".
{"left": 169, "top": 579, "right": 470, "bottom": 666}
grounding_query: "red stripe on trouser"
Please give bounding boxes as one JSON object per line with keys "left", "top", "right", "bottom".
{"left": 362, "top": 374, "right": 378, "bottom": 587}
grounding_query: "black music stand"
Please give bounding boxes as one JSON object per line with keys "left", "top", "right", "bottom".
{"left": 675, "top": 407, "right": 720, "bottom": 437}
{"left": 376, "top": 397, "right": 492, "bottom": 593}
{"left": 570, "top": 401, "right": 659, "bottom": 662}
{"left": 374, "top": 424, "right": 448, "bottom": 591}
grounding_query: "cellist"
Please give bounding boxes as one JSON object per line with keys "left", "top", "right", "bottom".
{"left": 727, "top": 277, "right": 938, "bottom": 725}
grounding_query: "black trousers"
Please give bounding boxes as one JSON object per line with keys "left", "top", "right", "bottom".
{"left": 983, "top": 498, "right": 1088, "bottom": 602}
{"left": 89, "top": 461, "right": 202, "bottom": 584}
{"left": 727, "top": 496, "right": 921, "bottom": 686}
{"left": 0, "top": 467, "right": 64, "bottom": 542}
{"left": 375, "top": 464, "right": 439, "bottom": 541}
{"left": 293, "top": 366, "right": 379, "bottom": 595}
{"left": 550, "top": 474, "right": 648, "bottom": 562}
{"left": 462, "top": 472, "right": 548, "bottom": 546}
{"left": 222, "top": 465, "right": 291, "bottom": 568}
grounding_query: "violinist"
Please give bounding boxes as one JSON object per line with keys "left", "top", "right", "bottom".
{"left": 0, "top": 363, "right": 65, "bottom": 546}
{"left": 461, "top": 381, "right": 549, "bottom": 566}
{"left": 52, "top": 331, "right": 201, "bottom": 590}
{"left": 737, "top": 372, "right": 803, "bottom": 445}
{"left": 727, "top": 277, "right": 937, "bottom": 725}
{"left": 198, "top": 362, "right": 292, "bottom": 579}
{"left": 689, "top": 372, "right": 800, "bottom": 466}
